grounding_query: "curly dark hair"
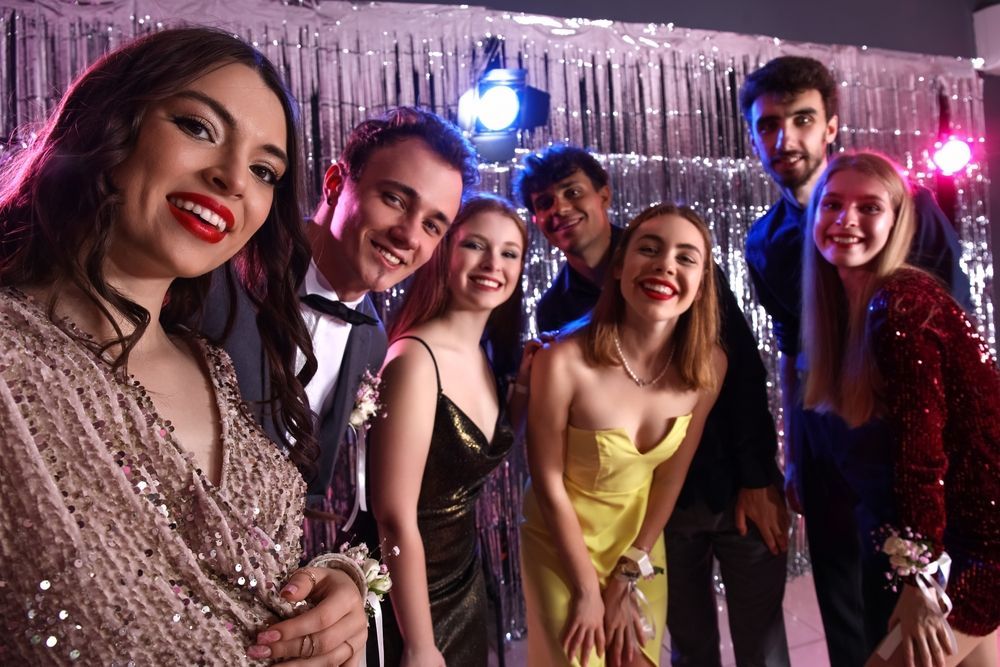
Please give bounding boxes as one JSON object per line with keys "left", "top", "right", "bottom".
{"left": 739, "top": 56, "right": 839, "bottom": 123}
{"left": 340, "top": 106, "right": 479, "bottom": 196}
{"left": 0, "top": 26, "right": 319, "bottom": 475}
{"left": 514, "top": 144, "right": 609, "bottom": 214}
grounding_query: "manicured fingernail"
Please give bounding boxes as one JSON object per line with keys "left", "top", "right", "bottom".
{"left": 247, "top": 645, "right": 272, "bottom": 659}
{"left": 256, "top": 630, "right": 281, "bottom": 644}
{"left": 280, "top": 583, "right": 298, "bottom": 598}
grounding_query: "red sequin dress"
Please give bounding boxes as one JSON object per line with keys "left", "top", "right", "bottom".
{"left": 869, "top": 269, "right": 1000, "bottom": 635}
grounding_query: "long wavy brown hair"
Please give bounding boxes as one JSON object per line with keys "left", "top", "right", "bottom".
{"left": 0, "top": 27, "right": 319, "bottom": 474}
{"left": 387, "top": 193, "right": 527, "bottom": 374}
{"left": 583, "top": 202, "right": 720, "bottom": 391}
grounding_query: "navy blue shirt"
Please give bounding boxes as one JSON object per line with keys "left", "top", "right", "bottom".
{"left": 745, "top": 187, "right": 971, "bottom": 357}
{"left": 536, "top": 226, "right": 782, "bottom": 511}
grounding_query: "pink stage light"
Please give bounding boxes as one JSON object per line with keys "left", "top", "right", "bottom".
{"left": 932, "top": 137, "right": 973, "bottom": 175}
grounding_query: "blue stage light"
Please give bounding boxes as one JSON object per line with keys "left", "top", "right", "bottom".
{"left": 457, "top": 67, "right": 549, "bottom": 161}
{"left": 477, "top": 85, "right": 520, "bottom": 131}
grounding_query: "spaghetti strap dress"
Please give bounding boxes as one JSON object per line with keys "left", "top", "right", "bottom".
{"left": 378, "top": 336, "right": 514, "bottom": 665}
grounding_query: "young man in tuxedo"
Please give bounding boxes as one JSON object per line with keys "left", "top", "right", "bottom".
{"left": 202, "top": 107, "right": 478, "bottom": 662}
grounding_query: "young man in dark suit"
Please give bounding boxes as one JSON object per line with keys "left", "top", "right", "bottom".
{"left": 207, "top": 106, "right": 477, "bottom": 528}
{"left": 201, "top": 107, "right": 477, "bottom": 661}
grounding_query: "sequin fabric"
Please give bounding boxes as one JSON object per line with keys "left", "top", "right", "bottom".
{"left": 869, "top": 270, "right": 1000, "bottom": 636}
{"left": 362, "top": 336, "right": 513, "bottom": 666}
{"left": 0, "top": 288, "right": 306, "bottom": 664}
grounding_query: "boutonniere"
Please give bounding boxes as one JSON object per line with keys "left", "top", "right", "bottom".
{"left": 341, "top": 370, "right": 382, "bottom": 534}
{"left": 348, "top": 370, "right": 381, "bottom": 430}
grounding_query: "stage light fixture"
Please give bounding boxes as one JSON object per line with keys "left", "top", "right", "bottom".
{"left": 458, "top": 68, "right": 550, "bottom": 162}
{"left": 477, "top": 85, "right": 520, "bottom": 131}
{"left": 931, "top": 137, "right": 972, "bottom": 176}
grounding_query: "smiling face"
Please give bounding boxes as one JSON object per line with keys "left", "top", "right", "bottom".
{"left": 812, "top": 168, "right": 896, "bottom": 280}
{"left": 108, "top": 62, "right": 287, "bottom": 281}
{"left": 749, "top": 88, "right": 838, "bottom": 197}
{"left": 615, "top": 214, "right": 708, "bottom": 322}
{"left": 447, "top": 210, "right": 525, "bottom": 313}
{"left": 528, "top": 169, "right": 611, "bottom": 258}
{"left": 323, "top": 137, "right": 464, "bottom": 300}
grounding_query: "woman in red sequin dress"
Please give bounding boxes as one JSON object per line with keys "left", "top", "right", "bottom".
{"left": 801, "top": 152, "right": 999, "bottom": 666}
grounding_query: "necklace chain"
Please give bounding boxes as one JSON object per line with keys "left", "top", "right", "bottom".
{"left": 613, "top": 329, "right": 674, "bottom": 388}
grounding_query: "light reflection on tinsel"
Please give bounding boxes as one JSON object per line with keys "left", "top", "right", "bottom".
{"left": 0, "top": 0, "right": 993, "bottom": 640}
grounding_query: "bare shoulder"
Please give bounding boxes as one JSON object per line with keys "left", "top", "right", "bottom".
{"left": 381, "top": 334, "right": 438, "bottom": 390}
{"left": 535, "top": 332, "right": 586, "bottom": 369}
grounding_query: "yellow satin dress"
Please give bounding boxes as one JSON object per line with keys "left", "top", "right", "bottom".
{"left": 520, "top": 415, "right": 692, "bottom": 666}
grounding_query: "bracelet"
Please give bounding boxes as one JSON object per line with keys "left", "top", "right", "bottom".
{"left": 307, "top": 542, "right": 395, "bottom": 613}
{"left": 622, "top": 546, "right": 654, "bottom": 578}
{"left": 311, "top": 543, "right": 395, "bottom": 667}
{"left": 308, "top": 553, "right": 368, "bottom": 600}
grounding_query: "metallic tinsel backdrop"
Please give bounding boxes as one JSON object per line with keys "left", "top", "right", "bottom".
{"left": 1, "top": 0, "right": 994, "bottom": 645}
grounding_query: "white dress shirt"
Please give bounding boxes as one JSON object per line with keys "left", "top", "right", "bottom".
{"left": 296, "top": 260, "right": 365, "bottom": 422}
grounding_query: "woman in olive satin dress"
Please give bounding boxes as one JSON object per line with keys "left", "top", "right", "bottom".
{"left": 369, "top": 194, "right": 528, "bottom": 666}
{"left": 521, "top": 203, "right": 726, "bottom": 667}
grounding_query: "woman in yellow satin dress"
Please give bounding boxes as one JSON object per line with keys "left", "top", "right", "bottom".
{"left": 521, "top": 203, "right": 727, "bottom": 666}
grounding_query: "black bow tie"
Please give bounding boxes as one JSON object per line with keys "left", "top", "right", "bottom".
{"left": 301, "top": 294, "right": 377, "bottom": 326}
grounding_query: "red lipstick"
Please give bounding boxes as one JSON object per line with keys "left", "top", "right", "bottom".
{"left": 638, "top": 277, "right": 678, "bottom": 301}
{"left": 167, "top": 192, "right": 235, "bottom": 245}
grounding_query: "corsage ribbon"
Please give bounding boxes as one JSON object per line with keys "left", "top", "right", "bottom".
{"left": 341, "top": 424, "right": 368, "bottom": 533}
{"left": 875, "top": 552, "right": 955, "bottom": 659}
{"left": 620, "top": 580, "right": 655, "bottom": 648}
{"left": 363, "top": 590, "right": 384, "bottom": 667}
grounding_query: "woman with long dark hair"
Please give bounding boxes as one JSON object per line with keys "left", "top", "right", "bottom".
{"left": 520, "top": 203, "right": 726, "bottom": 666}
{"left": 801, "top": 152, "right": 998, "bottom": 667}
{"left": 0, "top": 27, "right": 366, "bottom": 664}
{"left": 368, "top": 193, "right": 526, "bottom": 666}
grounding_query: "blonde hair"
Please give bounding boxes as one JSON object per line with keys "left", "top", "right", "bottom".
{"left": 583, "top": 202, "right": 719, "bottom": 391}
{"left": 801, "top": 152, "right": 918, "bottom": 425}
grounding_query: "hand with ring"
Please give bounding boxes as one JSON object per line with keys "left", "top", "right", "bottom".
{"left": 246, "top": 567, "right": 368, "bottom": 665}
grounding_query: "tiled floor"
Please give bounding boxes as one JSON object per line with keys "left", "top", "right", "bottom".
{"left": 492, "top": 572, "right": 1000, "bottom": 666}
{"left": 493, "top": 571, "right": 831, "bottom": 666}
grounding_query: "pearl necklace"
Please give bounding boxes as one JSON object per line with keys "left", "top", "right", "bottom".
{"left": 613, "top": 329, "right": 675, "bottom": 388}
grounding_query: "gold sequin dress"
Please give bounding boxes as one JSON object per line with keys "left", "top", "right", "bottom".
{"left": 0, "top": 288, "right": 306, "bottom": 665}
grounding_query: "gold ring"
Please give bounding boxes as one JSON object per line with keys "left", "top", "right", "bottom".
{"left": 302, "top": 633, "right": 315, "bottom": 658}
{"left": 301, "top": 569, "right": 319, "bottom": 587}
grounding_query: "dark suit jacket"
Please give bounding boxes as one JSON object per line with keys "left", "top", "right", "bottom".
{"left": 199, "top": 266, "right": 388, "bottom": 503}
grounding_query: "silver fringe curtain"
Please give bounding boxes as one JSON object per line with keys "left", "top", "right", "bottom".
{"left": 1, "top": 0, "right": 993, "bottom": 644}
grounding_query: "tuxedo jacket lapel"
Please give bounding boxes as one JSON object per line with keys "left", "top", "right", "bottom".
{"left": 309, "top": 295, "right": 387, "bottom": 498}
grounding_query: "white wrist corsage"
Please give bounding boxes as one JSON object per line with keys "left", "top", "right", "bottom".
{"left": 879, "top": 526, "right": 937, "bottom": 590}
{"left": 309, "top": 541, "right": 397, "bottom": 667}
{"left": 874, "top": 526, "right": 955, "bottom": 660}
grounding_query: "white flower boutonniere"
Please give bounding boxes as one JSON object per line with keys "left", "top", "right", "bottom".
{"left": 349, "top": 370, "right": 381, "bottom": 429}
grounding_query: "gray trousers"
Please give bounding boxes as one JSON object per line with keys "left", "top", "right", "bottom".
{"left": 665, "top": 501, "right": 790, "bottom": 667}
